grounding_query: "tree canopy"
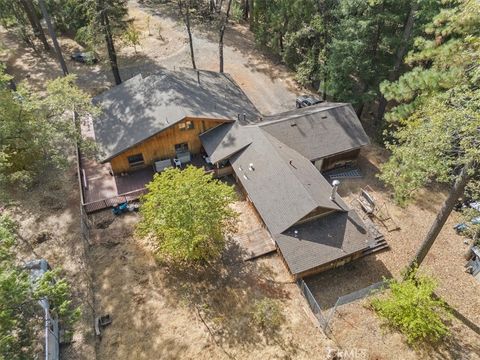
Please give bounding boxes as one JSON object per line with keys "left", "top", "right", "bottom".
{"left": 0, "top": 214, "right": 79, "bottom": 359}
{"left": 371, "top": 269, "right": 451, "bottom": 345}
{"left": 248, "top": 0, "right": 439, "bottom": 124}
{"left": 137, "top": 166, "right": 238, "bottom": 263}
{"left": 379, "top": 0, "right": 480, "bottom": 204}
{"left": 0, "top": 69, "right": 97, "bottom": 191}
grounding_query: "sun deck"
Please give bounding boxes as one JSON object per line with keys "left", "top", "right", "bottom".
{"left": 79, "top": 117, "right": 232, "bottom": 212}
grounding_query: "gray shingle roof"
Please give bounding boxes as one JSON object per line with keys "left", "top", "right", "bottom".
{"left": 199, "top": 122, "right": 258, "bottom": 164}
{"left": 259, "top": 103, "right": 370, "bottom": 161}
{"left": 92, "top": 69, "right": 260, "bottom": 162}
{"left": 229, "top": 128, "right": 345, "bottom": 234}
{"left": 274, "top": 210, "right": 372, "bottom": 275}
{"left": 200, "top": 101, "right": 370, "bottom": 237}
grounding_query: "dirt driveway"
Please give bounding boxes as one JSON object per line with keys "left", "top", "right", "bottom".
{"left": 1, "top": 0, "right": 302, "bottom": 114}
{"left": 123, "top": 0, "right": 303, "bottom": 115}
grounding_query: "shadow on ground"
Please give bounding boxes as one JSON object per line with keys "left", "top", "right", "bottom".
{"left": 160, "top": 238, "right": 290, "bottom": 347}
{"left": 305, "top": 256, "right": 392, "bottom": 310}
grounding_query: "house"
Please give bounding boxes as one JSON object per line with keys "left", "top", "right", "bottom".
{"left": 92, "top": 70, "right": 259, "bottom": 174}
{"left": 86, "top": 68, "right": 385, "bottom": 278}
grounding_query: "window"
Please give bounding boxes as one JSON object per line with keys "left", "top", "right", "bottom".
{"left": 175, "top": 143, "right": 189, "bottom": 153}
{"left": 128, "top": 153, "right": 144, "bottom": 167}
{"left": 179, "top": 120, "right": 194, "bottom": 131}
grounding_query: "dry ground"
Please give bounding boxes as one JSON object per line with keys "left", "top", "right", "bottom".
{"left": 88, "top": 195, "right": 335, "bottom": 360}
{"left": 1, "top": 1, "right": 304, "bottom": 113}
{"left": 6, "top": 165, "right": 96, "bottom": 360}
{"left": 306, "top": 145, "right": 480, "bottom": 359}
{"left": 2, "top": 1, "right": 480, "bottom": 358}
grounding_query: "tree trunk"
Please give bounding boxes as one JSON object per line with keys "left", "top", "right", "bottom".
{"left": 38, "top": 0, "right": 68, "bottom": 76}
{"left": 243, "top": 0, "right": 249, "bottom": 21}
{"left": 98, "top": 0, "right": 122, "bottom": 85}
{"left": 406, "top": 164, "right": 472, "bottom": 275}
{"left": 179, "top": 0, "right": 197, "bottom": 70}
{"left": 217, "top": 0, "right": 224, "bottom": 14}
{"left": 322, "top": 68, "right": 328, "bottom": 101}
{"left": 248, "top": 0, "right": 254, "bottom": 30}
{"left": 376, "top": 1, "right": 418, "bottom": 126}
{"left": 19, "top": 0, "right": 50, "bottom": 50}
{"left": 219, "top": 0, "right": 233, "bottom": 73}
{"left": 356, "top": 103, "right": 365, "bottom": 118}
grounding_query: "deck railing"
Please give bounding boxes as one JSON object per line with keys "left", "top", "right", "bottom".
{"left": 83, "top": 188, "right": 148, "bottom": 213}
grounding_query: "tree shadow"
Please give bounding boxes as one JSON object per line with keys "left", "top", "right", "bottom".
{"left": 160, "top": 238, "right": 290, "bottom": 347}
{"left": 423, "top": 323, "right": 480, "bottom": 360}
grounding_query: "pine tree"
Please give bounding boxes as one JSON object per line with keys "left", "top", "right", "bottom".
{"left": 326, "top": 0, "right": 413, "bottom": 117}
{"left": 379, "top": 0, "right": 480, "bottom": 271}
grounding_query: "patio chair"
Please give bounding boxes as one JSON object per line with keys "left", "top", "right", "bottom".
{"left": 173, "top": 158, "right": 182, "bottom": 168}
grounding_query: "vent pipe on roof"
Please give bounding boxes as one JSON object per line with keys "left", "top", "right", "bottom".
{"left": 243, "top": 113, "right": 246, "bottom": 122}
{"left": 237, "top": 113, "right": 241, "bottom": 121}
{"left": 249, "top": 163, "right": 255, "bottom": 171}
{"left": 330, "top": 180, "right": 341, "bottom": 201}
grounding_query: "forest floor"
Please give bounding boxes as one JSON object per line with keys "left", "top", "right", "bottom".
{"left": 1, "top": 0, "right": 480, "bottom": 359}
{"left": 307, "top": 146, "right": 480, "bottom": 359}
{"left": 88, "top": 200, "right": 335, "bottom": 360}
{"left": 6, "top": 165, "right": 97, "bottom": 360}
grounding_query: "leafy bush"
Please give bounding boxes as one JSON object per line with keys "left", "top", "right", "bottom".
{"left": 251, "top": 298, "right": 284, "bottom": 334}
{"left": 137, "top": 166, "right": 238, "bottom": 262}
{"left": 371, "top": 271, "right": 450, "bottom": 345}
{"left": 230, "top": 1, "right": 243, "bottom": 22}
{"left": 123, "top": 24, "right": 142, "bottom": 53}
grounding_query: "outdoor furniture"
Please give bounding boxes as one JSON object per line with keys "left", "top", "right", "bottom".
{"left": 205, "top": 156, "right": 212, "bottom": 165}
{"left": 154, "top": 159, "right": 172, "bottom": 172}
{"left": 173, "top": 158, "right": 182, "bottom": 168}
{"left": 356, "top": 186, "right": 400, "bottom": 232}
{"left": 176, "top": 149, "right": 191, "bottom": 164}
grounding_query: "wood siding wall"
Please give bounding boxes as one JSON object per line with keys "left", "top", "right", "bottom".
{"left": 110, "top": 118, "right": 226, "bottom": 174}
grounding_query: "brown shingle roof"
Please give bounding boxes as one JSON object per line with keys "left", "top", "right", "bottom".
{"left": 274, "top": 210, "right": 372, "bottom": 275}
{"left": 259, "top": 103, "right": 370, "bottom": 161}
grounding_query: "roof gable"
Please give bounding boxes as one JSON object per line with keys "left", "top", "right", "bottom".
{"left": 93, "top": 69, "right": 260, "bottom": 162}
{"left": 229, "top": 129, "right": 345, "bottom": 234}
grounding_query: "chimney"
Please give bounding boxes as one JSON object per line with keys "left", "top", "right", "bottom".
{"left": 330, "top": 180, "right": 340, "bottom": 201}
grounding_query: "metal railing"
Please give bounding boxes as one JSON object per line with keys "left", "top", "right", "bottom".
{"left": 298, "top": 279, "right": 331, "bottom": 333}
{"left": 298, "top": 278, "right": 389, "bottom": 335}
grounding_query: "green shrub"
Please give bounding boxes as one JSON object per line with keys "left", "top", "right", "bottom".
{"left": 371, "top": 271, "right": 451, "bottom": 345}
{"left": 251, "top": 298, "right": 284, "bottom": 333}
{"left": 231, "top": 1, "right": 243, "bottom": 22}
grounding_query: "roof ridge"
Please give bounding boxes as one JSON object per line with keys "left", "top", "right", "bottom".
{"left": 260, "top": 130, "right": 341, "bottom": 212}
{"left": 259, "top": 103, "right": 348, "bottom": 126}
{"left": 259, "top": 130, "right": 335, "bottom": 217}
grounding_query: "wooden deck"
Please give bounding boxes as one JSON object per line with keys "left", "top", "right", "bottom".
{"left": 79, "top": 117, "right": 232, "bottom": 213}
{"left": 79, "top": 117, "right": 153, "bottom": 213}
{"left": 233, "top": 228, "right": 277, "bottom": 261}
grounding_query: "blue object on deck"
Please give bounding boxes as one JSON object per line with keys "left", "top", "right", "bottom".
{"left": 112, "top": 202, "right": 128, "bottom": 215}
{"left": 454, "top": 223, "right": 468, "bottom": 233}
